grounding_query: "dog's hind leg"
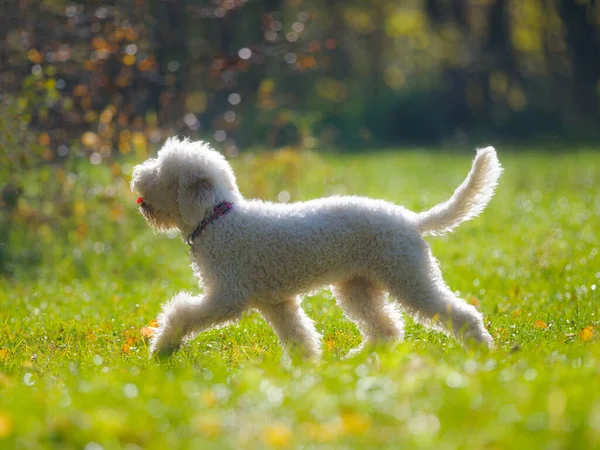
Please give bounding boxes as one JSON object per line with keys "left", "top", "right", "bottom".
{"left": 258, "top": 298, "right": 322, "bottom": 360}
{"left": 385, "top": 250, "right": 494, "bottom": 348}
{"left": 332, "top": 277, "right": 404, "bottom": 357}
{"left": 150, "top": 290, "right": 245, "bottom": 357}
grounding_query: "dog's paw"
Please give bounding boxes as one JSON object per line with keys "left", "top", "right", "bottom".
{"left": 149, "top": 329, "right": 182, "bottom": 359}
{"left": 344, "top": 346, "right": 365, "bottom": 360}
{"left": 463, "top": 327, "right": 495, "bottom": 350}
{"left": 480, "top": 331, "right": 495, "bottom": 350}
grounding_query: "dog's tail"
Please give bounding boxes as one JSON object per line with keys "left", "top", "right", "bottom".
{"left": 415, "top": 146, "right": 502, "bottom": 236}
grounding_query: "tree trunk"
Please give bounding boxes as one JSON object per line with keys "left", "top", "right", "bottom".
{"left": 483, "top": 0, "right": 516, "bottom": 115}
{"left": 558, "top": 0, "right": 600, "bottom": 120}
{"left": 150, "top": 0, "right": 189, "bottom": 126}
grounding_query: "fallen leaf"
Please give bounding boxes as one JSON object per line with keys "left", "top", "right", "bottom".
{"left": 0, "top": 411, "right": 13, "bottom": 437}
{"left": 141, "top": 319, "right": 159, "bottom": 339}
{"left": 262, "top": 423, "right": 292, "bottom": 448}
{"left": 469, "top": 297, "right": 480, "bottom": 307}
{"left": 301, "top": 421, "right": 342, "bottom": 443}
{"left": 140, "top": 327, "right": 156, "bottom": 339}
{"left": 580, "top": 327, "right": 594, "bottom": 342}
{"left": 193, "top": 414, "right": 222, "bottom": 439}
{"left": 0, "top": 374, "right": 13, "bottom": 388}
{"left": 341, "top": 411, "right": 371, "bottom": 435}
{"left": 122, "top": 337, "right": 136, "bottom": 353}
{"left": 325, "top": 339, "right": 335, "bottom": 351}
{"left": 201, "top": 390, "right": 218, "bottom": 408}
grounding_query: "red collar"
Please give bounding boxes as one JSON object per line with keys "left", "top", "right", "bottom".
{"left": 187, "top": 202, "right": 234, "bottom": 246}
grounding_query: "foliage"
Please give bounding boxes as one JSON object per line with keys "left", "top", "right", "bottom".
{"left": 0, "top": 96, "right": 50, "bottom": 274}
{"left": 1, "top": 0, "right": 600, "bottom": 152}
{"left": 1, "top": 150, "right": 599, "bottom": 449}
{"left": 0, "top": 95, "right": 134, "bottom": 276}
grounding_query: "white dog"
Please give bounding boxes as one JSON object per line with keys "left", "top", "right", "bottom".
{"left": 131, "top": 138, "right": 502, "bottom": 358}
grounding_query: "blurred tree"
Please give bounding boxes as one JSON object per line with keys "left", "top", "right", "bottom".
{"left": 150, "top": 0, "right": 189, "bottom": 125}
{"left": 1, "top": 0, "right": 599, "bottom": 153}
{"left": 3, "top": 0, "right": 600, "bottom": 276}
{"left": 558, "top": 0, "right": 600, "bottom": 122}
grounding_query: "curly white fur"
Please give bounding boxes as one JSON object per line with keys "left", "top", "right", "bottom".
{"left": 131, "top": 138, "right": 502, "bottom": 358}
{"left": 416, "top": 147, "right": 502, "bottom": 236}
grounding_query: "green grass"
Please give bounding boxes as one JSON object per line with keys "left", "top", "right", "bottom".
{"left": 1, "top": 149, "right": 599, "bottom": 449}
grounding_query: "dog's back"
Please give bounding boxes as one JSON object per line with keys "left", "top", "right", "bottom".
{"left": 190, "top": 196, "right": 424, "bottom": 296}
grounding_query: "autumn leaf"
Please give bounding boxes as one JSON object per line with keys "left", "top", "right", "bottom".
{"left": 341, "top": 411, "right": 371, "bottom": 435}
{"left": 73, "top": 84, "right": 88, "bottom": 96}
{"left": 201, "top": 390, "right": 218, "bottom": 408}
{"left": 81, "top": 131, "right": 99, "bottom": 148}
{"left": 42, "top": 147, "right": 54, "bottom": 161}
{"left": 262, "top": 423, "right": 292, "bottom": 448}
{"left": 109, "top": 205, "right": 124, "bottom": 223}
{"left": 92, "top": 36, "right": 109, "bottom": 50}
{"left": 122, "top": 337, "right": 136, "bottom": 353}
{"left": 140, "top": 327, "right": 155, "bottom": 339}
{"left": 26, "top": 48, "right": 43, "bottom": 64}
{"left": 85, "top": 331, "right": 97, "bottom": 342}
{"left": 110, "top": 162, "right": 122, "bottom": 176}
{"left": 0, "top": 373, "right": 13, "bottom": 388}
{"left": 72, "top": 201, "right": 86, "bottom": 217}
{"left": 301, "top": 421, "right": 342, "bottom": 443}
{"left": 466, "top": 297, "right": 479, "bottom": 307}
{"left": 0, "top": 411, "right": 13, "bottom": 438}
{"left": 140, "top": 319, "right": 158, "bottom": 339}
{"left": 192, "top": 414, "right": 222, "bottom": 439}
{"left": 580, "top": 327, "right": 594, "bottom": 342}
{"left": 325, "top": 338, "right": 335, "bottom": 351}
{"left": 39, "top": 132, "right": 51, "bottom": 146}
{"left": 76, "top": 222, "right": 88, "bottom": 240}
{"left": 138, "top": 58, "right": 154, "bottom": 71}
{"left": 122, "top": 54, "right": 136, "bottom": 66}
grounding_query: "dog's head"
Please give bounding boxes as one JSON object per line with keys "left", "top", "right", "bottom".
{"left": 130, "top": 137, "right": 241, "bottom": 233}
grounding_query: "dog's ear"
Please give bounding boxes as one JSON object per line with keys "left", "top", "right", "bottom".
{"left": 177, "top": 174, "right": 216, "bottom": 226}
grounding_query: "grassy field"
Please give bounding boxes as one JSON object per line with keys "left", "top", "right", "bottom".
{"left": 1, "top": 148, "right": 599, "bottom": 449}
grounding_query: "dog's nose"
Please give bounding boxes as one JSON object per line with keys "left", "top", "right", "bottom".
{"left": 137, "top": 197, "right": 144, "bottom": 205}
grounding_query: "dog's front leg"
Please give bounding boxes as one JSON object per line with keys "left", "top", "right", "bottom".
{"left": 150, "top": 291, "right": 245, "bottom": 358}
{"left": 258, "top": 298, "right": 322, "bottom": 360}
